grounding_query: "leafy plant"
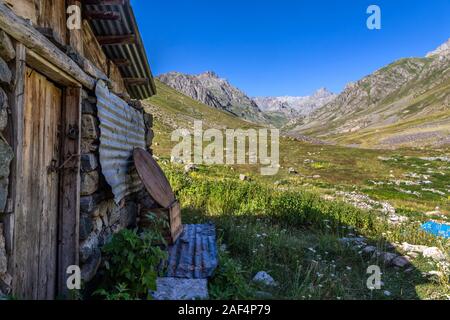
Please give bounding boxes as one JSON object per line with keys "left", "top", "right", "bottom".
{"left": 95, "top": 215, "right": 168, "bottom": 300}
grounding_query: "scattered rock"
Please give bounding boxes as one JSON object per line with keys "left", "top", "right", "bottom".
{"left": 378, "top": 252, "right": 398, "bottom": 265}
{"left": 253, "top": 271, "right": 277, "bottom": 287}
{"left": 288, "top": 167, "right": 298, "bottom": 174}
{"left": 312, "top": 175, "right": 321, "bottom": 179}
{"left": 362, "top": 246, "right": 377, "bottom": 256}
{"left": 423, "top": 247, "right": 446, "bottom": 262}
{"left": 392, "top": 256, "right": 411, "bottom": 268}
{"left": 170, "top": 156, "right": 184, "bottom": 164}
{"left": 239, "top": 174, "right": 249, "bottom": 181}
{"left": 152, "top": 278, "right": 209, "bottom": 300}
{"left": 184, "top": 164, "right": 198, "bottom": 173}
{"left": 339, "top": 237, "right": 366, "bottom": 246}
{"left": 0, "top": 57, "right": 11, "bottom": 86}
{"left": 0, "top": 31, "right": 15, "bottom": 62}
{"left": 399, "top": 242, "right": 428, "bottom": 254}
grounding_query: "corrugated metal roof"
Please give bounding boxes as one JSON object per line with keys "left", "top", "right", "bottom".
{"left": 86, "top": 0, "right": 156, "bottom": 100}
{"left": 166, "top": 224, "right": 219, "bottom": 279}
{"left": 96, "top": 81, "right": 146, "bottom": 204}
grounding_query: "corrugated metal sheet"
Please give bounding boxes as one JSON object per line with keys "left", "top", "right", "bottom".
{"left": 86, "top": 1, "right": 156, "bottom": 100}
{"left": 166, "top": 224, "right": 219, "bottom": 279}
{"left": 96, "top": 81, "right": 146, "bottom": 204}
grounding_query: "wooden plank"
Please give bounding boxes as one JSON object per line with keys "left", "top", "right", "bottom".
{"left": 0, "top": 2, "right": 96, "bottom": 90}
{"left": 58, "top": 87, "right": 81, "bottom": 299}
{"left": 37, "top": 0, "right": 67, "bottom": 46}
{"left": 6, "top": 43, "right": 26, "bottom": 274}
{"left": 124, "top": 78, "right": 149, "bottom": 86}
{"left": 97, "top": 34, "right": 135, "bottom": 45}
{"left": 82, "top": 19, "right": 108, "bottom": 74}
{"left": 26, "top": 50, "right": 81, "bottom": 88}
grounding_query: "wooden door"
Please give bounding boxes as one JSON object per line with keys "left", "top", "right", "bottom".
{"left": 13, "top": 68, "right": 62, "bottom": 300}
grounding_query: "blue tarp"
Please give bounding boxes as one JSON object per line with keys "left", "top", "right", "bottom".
{"left": 421, "top": 221, "right": 450, "bottom": 239}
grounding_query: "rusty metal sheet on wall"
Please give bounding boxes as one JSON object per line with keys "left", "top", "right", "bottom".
{"left": 96, "top": 81, "right": 146, "bottom": 204}
{"left": 166, "top": 224, "right": 219, "bottom": 279}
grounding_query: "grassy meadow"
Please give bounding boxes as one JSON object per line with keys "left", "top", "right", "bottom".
{"left": 143, "top": 80, "right": 450, "bottom": 300}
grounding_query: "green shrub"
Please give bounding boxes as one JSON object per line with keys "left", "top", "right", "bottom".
{"left": 95, "top": 222, "right": 168, "bottom": 300}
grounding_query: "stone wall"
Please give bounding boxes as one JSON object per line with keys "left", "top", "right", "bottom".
{"left": 79, "top": 91, "right": 156, "bottom": 283}
{"left": 0, "top": 30, "right": 15, "bottom": 296}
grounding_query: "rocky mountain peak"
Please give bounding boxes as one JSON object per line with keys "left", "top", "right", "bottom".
{"left": 199, "top": 71, "right": 220, "bottom": 79}
{"left": 426, "top": 38, "right": 450, "bottom": 58}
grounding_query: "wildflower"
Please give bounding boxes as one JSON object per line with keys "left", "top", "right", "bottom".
{"left": 346, "top": 266, "right": 352, "bottom": 271}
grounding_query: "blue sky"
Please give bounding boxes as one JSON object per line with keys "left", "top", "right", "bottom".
{"left": 132, "top": 0, "right": 450, "bottom": 97}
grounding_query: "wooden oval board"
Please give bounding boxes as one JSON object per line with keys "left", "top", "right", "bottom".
{"left": 134, "top": 148, "right": 176, "bottom": 208}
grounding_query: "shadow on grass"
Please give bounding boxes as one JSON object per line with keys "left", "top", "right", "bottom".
{"left": 182, "top": 205, "right": 434, "bottom": 300}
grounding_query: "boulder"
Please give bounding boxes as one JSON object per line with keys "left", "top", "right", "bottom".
{"left": 81, "top": 170, "right": 99, "bottom": 196}
{"left": 252, "top": 271, "right": 277, "bottom": 287}
{"left": 392, "top": 256, "right": 411, "bottom": 268}
{"left": 0, "top": 57, "right": 12, "bottom": 86}
{"left": 239, "top": 174, "right": 249, "bottom": 181}
{"left": 152, "top": 278, "right": 209, "bottom": 300}
{"left": 184, "top": 164, "right": 197, "bottom": 173}
{"left": 0, "top": 31, "right": 15, "bottom": 62}
{"left": 423, "top": 247, "right": 446, "bottom": 262}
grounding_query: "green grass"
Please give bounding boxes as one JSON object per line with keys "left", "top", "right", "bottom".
{"left": 160, "top": 163, "right": 450, "bottom": 300}
{"left": 144, "top": 78, "right": 450, "bottom": 300}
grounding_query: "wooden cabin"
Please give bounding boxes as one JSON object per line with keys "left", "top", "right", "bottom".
{"left": 0, "top": 0, "right": 156, "bottom": 299}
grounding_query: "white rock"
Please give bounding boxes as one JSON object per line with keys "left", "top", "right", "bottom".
{"left": 423, "top": 247, "right": 447, "bottom": 262}
{"left": 253, "top": 271, "right": 277, "bottom": 287}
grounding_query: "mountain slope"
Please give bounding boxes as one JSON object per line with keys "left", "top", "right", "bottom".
{"left": 254, "top": 88, "right": 337, "bottom": 127}
{"left": 158, "top": 71, "right": 268, "bottom": 124}
{"left": 287, "top": 38, "right": 450, "bottom": 148}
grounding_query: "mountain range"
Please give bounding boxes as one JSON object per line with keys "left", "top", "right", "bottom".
{"left": 157, "top": 38, "right": 450, "bottom": 148}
